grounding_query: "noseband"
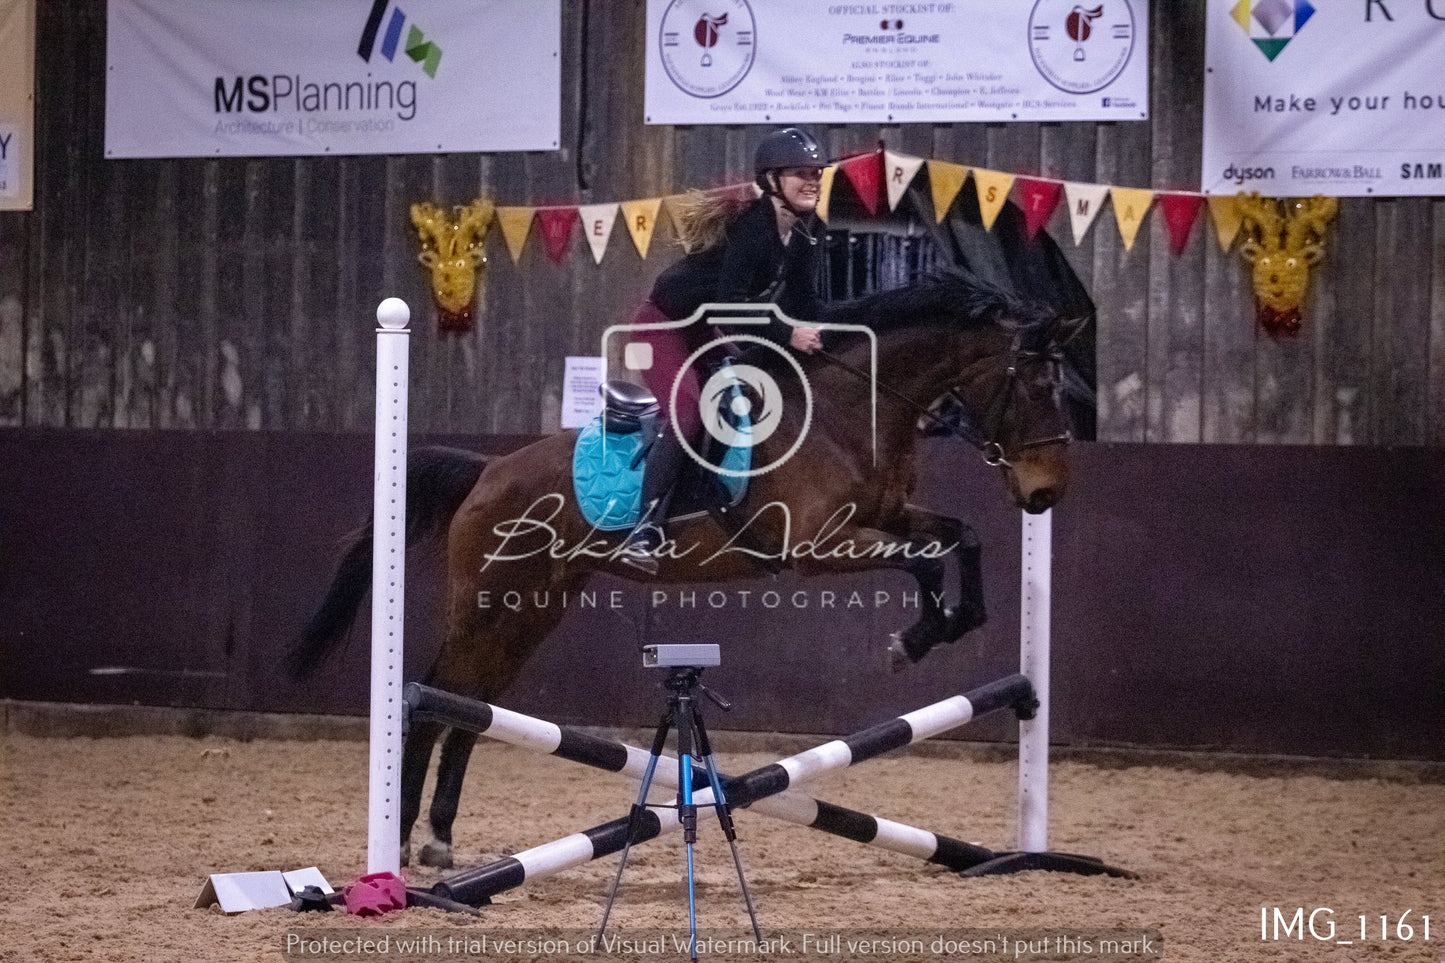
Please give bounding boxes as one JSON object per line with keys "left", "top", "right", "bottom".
{"left": 818, "top": 328, "right": 1072, "bottom": 468}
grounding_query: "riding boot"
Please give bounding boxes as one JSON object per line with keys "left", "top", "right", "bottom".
{"left": 619, "top": 426, "right": 688, "bottom": 575}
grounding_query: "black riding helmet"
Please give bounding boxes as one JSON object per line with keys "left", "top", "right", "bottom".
{"left": 754, "top": 127, "right": 825, "bottom": 193}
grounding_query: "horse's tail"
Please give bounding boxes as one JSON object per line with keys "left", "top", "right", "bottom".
{"left": 284, "top": 445, "right": 490, "bottom": 681}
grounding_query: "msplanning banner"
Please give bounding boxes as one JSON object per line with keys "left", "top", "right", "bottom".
{"left": 1202, "top": 0, "right": 1445, "bottom": 197}
{"left": 0, "top": 0, "right": 34, "bottom": 210}
{"left": 105, "top": 0, "right": 560, "bottom": 159}
{"left": 644, "top": 0, "right": 1150, "bottom": 125}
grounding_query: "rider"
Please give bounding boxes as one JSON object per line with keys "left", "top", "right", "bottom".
{"left": 618, "top": 127, "right": 829, "bottom": 573}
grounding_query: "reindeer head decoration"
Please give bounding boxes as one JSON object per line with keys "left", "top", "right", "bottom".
{"left": 410, "top": 199, "right": 494, "bottom": 333}
{"left": 1235, "top": 193, "right": 1338, "bottom": 338}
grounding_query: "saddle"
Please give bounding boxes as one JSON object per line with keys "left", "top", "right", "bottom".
{"left": 572, "top": 378, "right": 750, "bottom": 531}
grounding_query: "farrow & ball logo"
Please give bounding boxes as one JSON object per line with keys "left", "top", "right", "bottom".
{"left": 658, "top": 0, "right": 757, "bottom": 99}
{"left": 1028, "top": 0, "right": 1136, "bottom": 94}
{"left": 1228, "top": 0, "right": 1316, "bottom": 62}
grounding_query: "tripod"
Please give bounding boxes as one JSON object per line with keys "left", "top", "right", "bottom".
{"left": 597, "top": 666, "right": 762, "bottom": 960}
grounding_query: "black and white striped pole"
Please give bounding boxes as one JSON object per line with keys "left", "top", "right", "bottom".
{"left": 369, "top": 297, "right": 410, "bottom": 875}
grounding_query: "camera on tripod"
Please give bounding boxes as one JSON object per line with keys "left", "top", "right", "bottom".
{"left": 641, "top": 643, "right": 720, "bottom": 668}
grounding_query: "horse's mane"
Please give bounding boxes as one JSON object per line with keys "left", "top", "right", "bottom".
{"left": 818, "top": 269, "right": 1057, "bottom": 333}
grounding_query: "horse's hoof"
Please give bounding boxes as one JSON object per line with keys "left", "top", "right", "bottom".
{"left": 887, "top": 634, "right": 910, "bottom": 673}
{"left": 418, "top": 841, "right": 454, "bottom": 869}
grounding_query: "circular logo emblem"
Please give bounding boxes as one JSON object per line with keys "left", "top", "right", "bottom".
{"left": 658, "top": 0, "right": 756, "bottom": 99}
{"left": 671, "top": 335, "right": 811, "bottom": 478}
{"left": 1028, "top": 0, "right": 1135, "bottom": 95}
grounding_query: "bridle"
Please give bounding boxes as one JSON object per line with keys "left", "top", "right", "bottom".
{"left": 816, "top": 328, "right": 1072, "bottom": 468}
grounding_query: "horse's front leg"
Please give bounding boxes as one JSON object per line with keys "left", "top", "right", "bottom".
{"left": 787, "top": 518, "right": 952, "bottom": 670}
{"left": 897, "top": 504, "right": 987, "bottom": 646}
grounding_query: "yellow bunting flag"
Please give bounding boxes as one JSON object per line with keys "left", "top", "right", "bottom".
{"left": 1207, "top": 194, "right": 1244, "bottom": 253}
{"left": 1110, "top": 187, "right": 1154, "bottom": 251}
{"left": 619, "top": 198, "right": 662, "bottom": 259}
{"left": 971, "top": 168, "right": 1015, "bottom": 231}
{"left": 578, "top": 203, "right": 619, "bottom": 265}
{"left": 1063, "top": 182, "right": 1110, "bottom": 245}
{"left": 816, "top": 166, "right": 837, "bottom": 223}
{"left": 496, "top": 206, "right": 534, "bottom": 264}
{"left": 660, "top": 193, "right": 693, "bottom": 236}
{"left": 927, "top": 160, "right": 969, "bottom": 224}
{"left": 883, "top": 150, "right": 925, "bottom": 211}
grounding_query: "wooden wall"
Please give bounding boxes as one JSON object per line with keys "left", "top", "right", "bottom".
{"left": 0, "top": 0, "right": 1442, "bottom": 444}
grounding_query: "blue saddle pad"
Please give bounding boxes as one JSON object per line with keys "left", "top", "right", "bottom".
{"left": 573, "top": 415, "right": 751, "bottom": 531}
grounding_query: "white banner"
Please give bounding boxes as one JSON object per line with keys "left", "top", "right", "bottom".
{"left": 0, "top": 0, "right": 33, "bottom": 210}
{"left": 1202, "top": 0, "right": 1445, "bottom": 197}
{"left": 644, "top": 0, "right": 1149, "bottom": 125}
{"left": 105, "top": 0, "right": 560, "bottom": 159}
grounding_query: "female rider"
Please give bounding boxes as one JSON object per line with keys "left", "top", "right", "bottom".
{"left": 619, "top": 127, "right": 828, "bottom": 573}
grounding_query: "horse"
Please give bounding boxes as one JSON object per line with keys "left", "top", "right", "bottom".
{"left": 287, "top": 271, "right": 1081, "bottom": 869}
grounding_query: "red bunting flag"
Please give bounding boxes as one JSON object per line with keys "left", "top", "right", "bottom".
{"left": 1157, "top": 192, "right": 1205, "bottom": 257}
{"left": 837, "top": 151, "right": 884, "bottom": 217}
{"left": 536, "top": 207, "right": 578, "bottom": 263}
{"left": 1015, "top": 177, "right": 1063, "bottom": 239}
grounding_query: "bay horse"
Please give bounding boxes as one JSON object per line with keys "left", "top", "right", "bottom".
{"left": 287, "top": 271, "right": 1079, "bottom": 868}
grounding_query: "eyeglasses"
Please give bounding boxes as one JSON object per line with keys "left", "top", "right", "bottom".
{"left": 779, "top": 167, "right": 824, "bottom": 182}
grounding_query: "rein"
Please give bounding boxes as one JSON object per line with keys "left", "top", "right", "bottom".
{"left": 815, "top": 331, "right": 1070, "bottom": 468}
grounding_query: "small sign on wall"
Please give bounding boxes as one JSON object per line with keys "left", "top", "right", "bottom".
{"left": 561, "top": 356, "right": 605, "bottom": 430}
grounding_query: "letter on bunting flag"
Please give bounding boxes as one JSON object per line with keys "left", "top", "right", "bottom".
{"left": 971, "top": 169, "right": 1015, "bottom": 231}
{"left": 578, "top": 203, "right": 619, "bottom": 264}
{"left": 1063, "top": 182, "right": 1110, "bottom": 245}
{"left": 1110, "top": 187, "right": 1154, "bottom": 251}
{"left": 620, "top": 198, "right": 662, "bottom": 259}
{"left": 1015, "top": 177, "right": 1062, "bottom": 239}
{"left": 883, "top": 151, "right": 925, "bottom": 212}
{"left": 536, "top": 208, "right": 577, "bottom": 264}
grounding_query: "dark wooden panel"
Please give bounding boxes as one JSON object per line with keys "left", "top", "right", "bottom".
{"left": 2, "top": 429, "right": 1441, "bottom": 760}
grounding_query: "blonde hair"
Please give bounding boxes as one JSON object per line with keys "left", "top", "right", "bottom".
{"left": 670, "top": 188, "right": 757, "bottom": 254}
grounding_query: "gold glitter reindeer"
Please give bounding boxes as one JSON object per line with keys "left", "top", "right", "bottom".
{"left": 1235, "top": 193, "right": 1338, "bottom": 338}
{"left": 410, "top": 199, "right": 494, "bottom": 333}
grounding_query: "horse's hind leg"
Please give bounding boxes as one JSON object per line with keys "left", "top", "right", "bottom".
{"left": 417, "top": 726, "right": 479, "bottom": 868}
{"left": 400, "top": 717, "right": 445, "bottom": 867}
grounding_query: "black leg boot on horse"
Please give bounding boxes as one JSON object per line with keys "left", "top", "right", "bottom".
{"left": 619, "top": 425, "right": 689, "bottom": 576}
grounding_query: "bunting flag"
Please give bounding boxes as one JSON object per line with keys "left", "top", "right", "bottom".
{"left": 1207, "top": 194, "right": 1244, "bottom": 253}
{"left": 838, "top": 151, "right": 884, "bottom": 217}
{"left": 971, "top": 169, "right": 1015, "bottom": 231}
{"left": 1157, "top": 192, "right": 1205, "bottom": 257}
{"left": 1063, "top": 181, "right": 1110, "bottom": 245}
{"left": 883, "top": 150, "right": 925, "bottom": 212}
{"left": 1110, "top": 187, "right": 1154, "bottom": 251}
{"left": 816, "top": 165, "right": 837, "bottom": 224}
{"left": 536, "top": 207, "right": 577, "bottom": 264}
{"left": 578, "top": 203, "right": 619, "bottom": 265}
{"left": 496, "top": 206, "right": 534, "bottom": 264}
{"left": 1015, "top": 177, "right": 1063, "bottom": 239}
{"left": 927, "top": 160, "right": 969, "bottom": 224}
{"left": 660, "top": 193, "right": 691, "bottom": 235}
{"left": 619, "top": 198, "right": 662, "bottom": 259}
